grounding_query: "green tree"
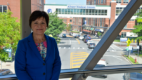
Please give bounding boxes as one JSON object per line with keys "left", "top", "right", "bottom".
{"left": 45, "top": 12, "right": 66, "bottom": 43}
{"left": 132, "top": 10, "right": 142, "bottom": 39}
{"left": 98, "top": 32, "right": 102, "bottom": 37}
{"left": 0, "top": 11, "right": 20, "bottom": 62}
{"left": 66, "top": 24, "right": 71, "bottom": 33}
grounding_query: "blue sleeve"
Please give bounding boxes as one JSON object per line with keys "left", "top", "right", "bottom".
{"left": 15, "top": 40, "right": 32, "bottom": 80}
{"left": 50, "top": 39, "right": 61, "bottom": 80}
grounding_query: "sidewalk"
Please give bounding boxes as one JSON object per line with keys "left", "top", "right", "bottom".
{"left": 130, "top": 54, "right": 142, "bottom": 64}
{"left": 122, "top": 51, "right": 142, "bottom": 64}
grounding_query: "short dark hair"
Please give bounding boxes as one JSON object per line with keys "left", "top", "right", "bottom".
{"left": 29, "top": 10, "right": 49, "bottom": 27}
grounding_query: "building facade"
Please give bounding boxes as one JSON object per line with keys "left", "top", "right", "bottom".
{"left": 44, "top": 0, "right": 141, "bottom": 37}
{"left": 0, "top": 0, "right": 45, "bottom": 20}
{"left": 86, "top": 0, "right": 140, "bottom": 37}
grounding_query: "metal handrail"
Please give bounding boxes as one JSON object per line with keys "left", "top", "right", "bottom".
{"left": 1, "top": 64, "right": 142, "bottom": 80}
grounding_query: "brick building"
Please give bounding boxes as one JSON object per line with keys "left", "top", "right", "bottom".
{"left": 44, "top": 0, "right": 141, "bottom": 37}
{"left": 85, "top": 0, "right": 138, "bottom": 37}
{"left": 0, "top": 0, "right": 45, "bottom": 20}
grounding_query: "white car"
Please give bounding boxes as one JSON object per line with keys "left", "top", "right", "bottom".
{"left": 97, "top": 59, "right": 107, "bottom": 66}
{"left": 87, "top": 40, "right": 94, "bottom": 45}
{"left": 92, "top": 59, "right": 107, "bottom": 78}
{"left": 79, "top": 36, "right": 84, "bottom": 40}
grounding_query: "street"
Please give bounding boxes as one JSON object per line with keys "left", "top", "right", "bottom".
{"left": 59, "top": 34, "right": 131, "bottom": 80}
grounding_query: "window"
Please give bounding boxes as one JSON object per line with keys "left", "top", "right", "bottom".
{"left": 70, "top": 19, "right": 72, "bottom": 22}
{"left": 40, "top": 0, "right": 43, "bottom": 4}
{"left": 116, "top": 7, "right": 125, "bottom": 16}
{"left": 116, "top": 0, "right": 121, "bottom": 3}
{"left": 124, "top": 25, "right": 127, "bottom": 28}
{"left": 0, "top": 5, "right": 2, "bottom": 12}
{"left": 130, "top": 19, "right": 135, "bottom": 21}
{"left": 121, "top": 32, "right": 126, "bottom": 38}
{"left": 93, "top": 18, "right": 95, "bottom": 26}
{"left": 94, "top": 0, "right": 96, "bottom": 5}
{"left": 0, "top": 5, "right": 7, "bottom": 12}
{"left": 56, "top": 8, "right": 107, "bottom": 16}
{"left": 123, "top": 0, "right": 129, "bottom": 3}
{"left": 104, "top": 0, "right": 106, "bottom": 4}
{"left": 62, "top": 9, "right": 65, "bottom": 14}
{"left": 101, "top": 0, "right": 103, "bottom": 4}
{"left": 134, "top": 7, "right": 142, "bottom": 16}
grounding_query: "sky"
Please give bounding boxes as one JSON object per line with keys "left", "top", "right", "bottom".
{"left": 46, "top": 0, "right": 86, "bottom": 5}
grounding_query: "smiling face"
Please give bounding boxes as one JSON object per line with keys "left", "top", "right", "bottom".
{"left": 31, "top": 17, "right": 47, "bottom": 35}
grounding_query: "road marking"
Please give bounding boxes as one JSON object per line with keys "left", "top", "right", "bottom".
{"left": 69, "top": 39, "right": 71, "bottom": 44}
{"left": 78, "top": 47, "right": 80, "bottom": 49}
{"left": 113, "top": 44, "right": 123, "bottom": 50}
{"left": 104, "top": 55, "right": 123, "bottom": 61}
{"left": 70, "top": 52, "right": 89, "bottom": 69}
{"left": 76, "top": 39, "right": 80, "bottom": 44}
{"left": 114, "top": 56, "right": 123, "bottom": 61}
{"left": 110, "top": 45, "right": 115, "bottom": 50}
{"left": 73, "top": 47, "right": 75, "bottom": 49}
{"left": 64, "top": 47, "right": 66, "bottom": 49}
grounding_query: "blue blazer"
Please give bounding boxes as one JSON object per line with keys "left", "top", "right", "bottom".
{"left": 15, "top": 33, "right": 61, "bottom": 80}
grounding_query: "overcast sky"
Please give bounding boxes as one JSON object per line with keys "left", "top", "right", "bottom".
{"left": 46, "top": 0, "right": 86, "bottom": 5}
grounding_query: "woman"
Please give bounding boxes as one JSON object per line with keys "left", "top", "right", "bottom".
{"left": 15, "top": 10, "right": 61, "bottom": 80}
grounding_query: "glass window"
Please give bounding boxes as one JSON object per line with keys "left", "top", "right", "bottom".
{"left": 123, "top": 0, "right": 129, "bottom": 3}
{"left": 104, "top": 0, "right": 106, "bottom": 4}
{"left": 116, "top": 7, "right": 125, "bottom": 16}
{"left": 74, "top": 9, "right": 77, "bottom": 14}
{"left": 105, "top": 10, "right": 107, "bottom": 15}
{"left": 100, "top": 18, "right": 102, "bottom": 27}
{"left": 94, "top": 0, "right": 96, "bottom": 5}
{"left": 62, "top": 9, "right": 65, "bottom": 14}
{"left": 102, "top": 10, "right": 105, "bottom": 15}
{"left": 89, "top": 9, "right": 91, "bottom": 15}
{"left": 0, "top": 5, "right": 2, "bottom": 12}
{"left": 77, "top": 9, "right": 80, "bottom": 15}
{"left": 65, "top": 9, "right": 68, "bottom": 14}
{"left": 116, "top": 0, "right": 121, "bottom": 3}
{"left": 59, "top": 9, "right": 62, "bottom": 14}
{"left": 95, "top": 10, "right": 97, "bottom": 15}
{"left": 0, "top": 5, "right": 7, "bottom": 12}
{"left": 98, "top": 10, "right": 101, "bottom": 15}
{"left": 67, "top": 9, "right": 71, "bottom": 14}
{"left": 80, "top": 9, "right": 82, "bottom": 15}
{"left": 101, "top": 0, "right": 103, "bottom": 4}
{"left": 100, "top": 10, "right": 103, "bottom": 15}
{"left": 92, "top": 9, "right": 95, "bottom": 15}
{"left": 86, "top": 9, "right": 89, "bottom": 15}
{"left": 70, "top": 19, "right": 72, "bottom": 22}
{"left": 93, "top": 18, "right": 95, "bottom": 26}
{"left": 71, "top": 9, "right": 73, "bottom": 14}
{"left": 82, "top": 9, "right": 85, "bottom": 15}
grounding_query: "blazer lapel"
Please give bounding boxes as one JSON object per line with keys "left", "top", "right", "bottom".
{"left": 45, "top": 35, "right": 52, "bottom": 61}
{"left": 28, "top": 33, "right": 44, "bottom": 63}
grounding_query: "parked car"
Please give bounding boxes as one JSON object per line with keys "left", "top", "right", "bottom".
{"left": 88, "top": 43, "right": 96, "bottom": 49}
{"left": 69, "top": 32, "right": 72, "bottom": 36}
{"left": 92, "top": 59, "right": 107, "bottom": 78}
{"left": 124, "top": 72, "right": 142, "bottom": 80}
{"left": 87, "top": 40, "right": 94, "bottom": 45}
{"left": 62, "top": 34, "right": 66, "bottom": 38}
{"left": 82, "top": 35, "right": 87, "bottom": 41}
{"left": 84, "top": 37, "right": 91, "bottom": 43}
{"left": 79, "top": 36, "right": 84, "bottom": 40}
{"left": 73, "top": 33, "right": 79, "bottom": 38}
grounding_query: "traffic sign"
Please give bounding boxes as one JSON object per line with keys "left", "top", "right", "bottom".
{"left": 126, "top": 38, "right": 131, "bottom": 46}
